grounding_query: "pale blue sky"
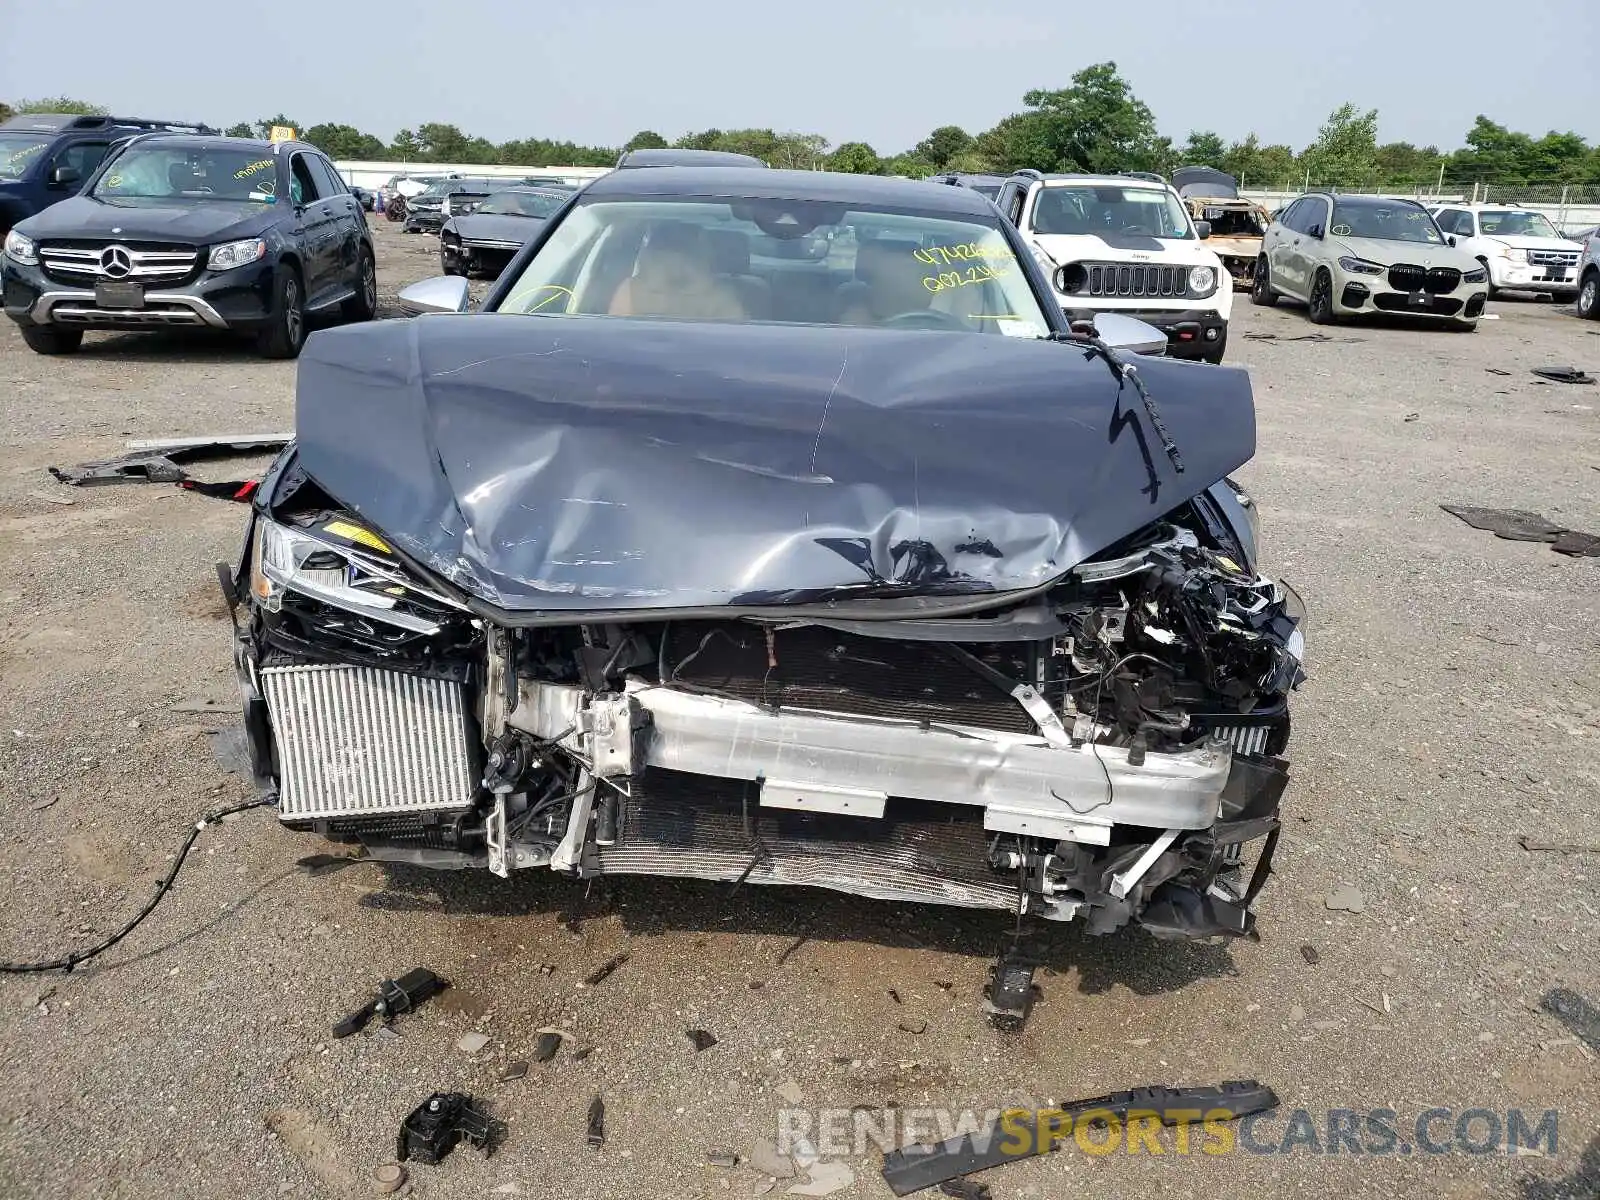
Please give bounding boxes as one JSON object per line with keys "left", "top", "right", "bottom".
{"left": 3, "top": 0, "right": 1595, "bottom": 153}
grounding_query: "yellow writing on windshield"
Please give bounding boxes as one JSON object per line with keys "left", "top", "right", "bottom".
{"left": 914, "top": 242, "right": 1015, "bottom": 267}
{"left": 923, "top": 261, "right": 1013, "bottom": 293}
{"left": 234, "top": 158, "right": 274, "bottom": 180}
{"left": 522, "top": 284, "right": 574, "bottom": 313}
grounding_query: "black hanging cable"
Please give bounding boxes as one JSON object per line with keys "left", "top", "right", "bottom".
{"left": 1048, "top": 328, "right": 1185, "bottom": 473}
{"left": 0, "top": 795, "right": 276, "bottom": 975}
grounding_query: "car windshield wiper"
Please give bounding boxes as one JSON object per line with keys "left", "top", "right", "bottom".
{"left": 1044, "top": 327, "right": 1184, "bottom": 474}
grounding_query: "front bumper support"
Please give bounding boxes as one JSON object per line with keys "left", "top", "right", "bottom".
{"left": 507, "top": 678, "right": 1232, "bottom": 845}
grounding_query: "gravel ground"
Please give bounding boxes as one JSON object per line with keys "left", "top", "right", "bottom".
{"left": 1, "top": 220, "right": 1596, "bottom": 1200}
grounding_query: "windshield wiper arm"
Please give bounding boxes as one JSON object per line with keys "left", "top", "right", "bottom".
{"left": 1046, "top": 327, "right": 1184, "bottom": 474}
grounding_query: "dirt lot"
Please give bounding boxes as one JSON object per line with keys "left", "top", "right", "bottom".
{"left": 1, "top": 219, "right": 1597, "bottom": 1199}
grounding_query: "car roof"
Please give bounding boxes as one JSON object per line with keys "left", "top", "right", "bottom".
{"left": 1320, "top": 193, "right": 1427, "bottom": 208}
{"left": 581, "top": 166, "right": 1001, "bottom": 215}
{"left": 1032, "top": 173, "right": 1175, "bottom": 189}
{"left": 0, "top": 113, "right": 213, "bottom": 134}
{"left": 486, "top": 185, "right": 569, "bottom": 197}
{"left": 124, "top": 133, "right": 287, "bottom": 154}
{"left": 617, "top": 147, "right": 766, "bottom": 168}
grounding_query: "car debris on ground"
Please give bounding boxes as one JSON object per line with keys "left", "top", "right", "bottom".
{"left": 332, "top": 968, "right": 448, "bottom": 1039}
{"left": 1324, "top": 884, "right": 1366, "bottom": 913}
{"left": 1519, "top": 836, "right": 1600, "bottom": 854}
{"left": 395, "top": 1093, "right": 501, "bottom": 1164}
{"left": 534, "top": 1031, "right": 562, "bottom": 1062}
{"left": 879, "top": 1080, "right": 1279, "bottom": 1195}
{"left": 47, "top": 433, "right": 289, "bottom": 487}
{"left": 685, "top": 1028, "right": 718, "bottom": 1051}
{"left": 581, "top": 952, "right": 630, "bottom": 987}
{"left": 586, "top": 1096, "right": 605, "bottom": 1148}
{"left": 1531, "top": 366, "right": 1595, "bottom": 384}
{"left": 749, "top": 1136, "right": 797, "bottom": 1179}
{"left": 1441, "top": 504, "right": 1600, "bottom": 557}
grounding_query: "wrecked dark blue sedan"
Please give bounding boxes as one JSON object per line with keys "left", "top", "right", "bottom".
{"left": 223, "top": 167, "right": 1305, "bottom": 999}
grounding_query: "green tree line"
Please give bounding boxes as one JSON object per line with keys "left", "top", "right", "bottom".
{"left": 7, "top": 65, "right": 1600, "bottom": 189}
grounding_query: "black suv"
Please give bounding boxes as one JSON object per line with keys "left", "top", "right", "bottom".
{"left": 1, "top": 134, "right": 375, "bottom": 358}
{"left": 0, "top": 113, "right": 215, "bottom": 235}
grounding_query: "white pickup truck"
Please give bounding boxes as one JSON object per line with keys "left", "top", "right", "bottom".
{"left": 1428, "top": 204, "right": 1584, "bottom": 302}
{"left": 994, "top": 170, "right": 1232, "bottom": 362}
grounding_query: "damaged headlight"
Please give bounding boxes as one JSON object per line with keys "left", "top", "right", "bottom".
{"left": 250, "top": 516, "right": 463, "bottom": 634}
{"left": 1277, "top": 579, "right": 1307, "bottom": 666}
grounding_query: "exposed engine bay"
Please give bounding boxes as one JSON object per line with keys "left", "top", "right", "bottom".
{"left": 231, "top": 468, "right": 1303, "bottom": 944}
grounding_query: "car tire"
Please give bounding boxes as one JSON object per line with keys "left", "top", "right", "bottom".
{"left": 255, "top": 264, "right": 307, "bottom": 360}
{"left": 1307, "top": 269, "right": 1336, "bottom": 324}
{"left": 1478, "top": 260, "right": 1498, "bottom": 299}
{"left": 342, "top": 246, "right": 378, "bottom": 322}
{"left": 1578, "top": 271, "right": 1600, "bottom": 320}
{"left": 1250, "top": 256, "right": 1277, "bottom": 307}
{"left": 1550, "top": 290, "right": 1578, "bottom": 307}
{"left": 20, "top": 324, "right": 84, "bottom": 355}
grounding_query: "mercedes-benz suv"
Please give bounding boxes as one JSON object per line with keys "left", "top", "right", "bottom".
{"left": 2, "top": 133, "right": 376, "bottom": 357}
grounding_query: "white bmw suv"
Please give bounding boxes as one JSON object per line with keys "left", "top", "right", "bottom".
{"left": 994, "top": 171, "right": 1232, "bottom": 362}
{"left": 1429, "top": 204, "right": 1584, "bottom": 302}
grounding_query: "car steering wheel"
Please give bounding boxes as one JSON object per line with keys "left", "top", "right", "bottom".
{"left": 883, "top": 309, "right": 968, "bottom": 331}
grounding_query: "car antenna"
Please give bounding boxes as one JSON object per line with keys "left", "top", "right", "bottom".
{"left": 1049, "top": 321, "right": 1185, "bottom": 474}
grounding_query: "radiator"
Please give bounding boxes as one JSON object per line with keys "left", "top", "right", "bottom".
{"left": 260, "top": 663, "right": 475, "bottom": 821}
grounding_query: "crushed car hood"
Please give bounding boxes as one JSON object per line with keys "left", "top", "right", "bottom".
{"left": 293, "top": 315, "right": 1256, "bottom": 614}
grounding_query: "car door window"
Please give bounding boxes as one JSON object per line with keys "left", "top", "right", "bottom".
{"left": 1301, "top": 199, "right": 1328, "bottom": 235}
{"left": 309, "top": 156, "right": 348, "bottom": 200}
{"left": 53, "top": 140, "right": 110, "bottom": 181}
{"left": 1456, "top": 212, "right": 1476, "bottom": 236}
{"left": 288, "top": 154, "right": 322, "bottom": 206}
{"left": 1004, "top": 185, "right": 1025, "bottom": 227}
{"left": 1279, "top": 200, "right": 1307, "bottom": 233}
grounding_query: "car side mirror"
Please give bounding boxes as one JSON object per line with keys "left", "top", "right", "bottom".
{"left": 50, "top": 165, "right": 81, "bottom": 187}
{"left": 1071, "top": 313, "right": 1169, "bottom": 356}
{"left": 1447, "top": 235, "right": 1457, "bottom": 247}
{"left": 1193, "top": 220, "right": 1211, "bottom": 239}
{"left": 398, "top": 275, "right": 471, "bottom": 316}
{"left": 1307, "top": 224, "right": 1324, "bottom": 239}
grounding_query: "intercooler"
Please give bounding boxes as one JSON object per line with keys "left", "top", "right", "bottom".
{"left": 592, "top": 769, "right": 1018, "bottom": 911}
{"left": 260, "top": 663, "right": 476, "bottom": 821}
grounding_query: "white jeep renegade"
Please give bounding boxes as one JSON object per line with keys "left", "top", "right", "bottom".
{"left": 995, "top": 170, "right": 1232, "bottom": 362}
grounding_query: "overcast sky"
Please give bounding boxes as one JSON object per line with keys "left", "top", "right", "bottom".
{"left": 4, "top": 0, "right": 1596, "bottom": 154}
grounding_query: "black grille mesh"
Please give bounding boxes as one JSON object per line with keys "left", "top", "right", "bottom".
{"left": 662, "top": 621, "right": 1035, "bottom": 733}
{"left": 593, "top": 770, "right": 1014, "bottom": 909}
